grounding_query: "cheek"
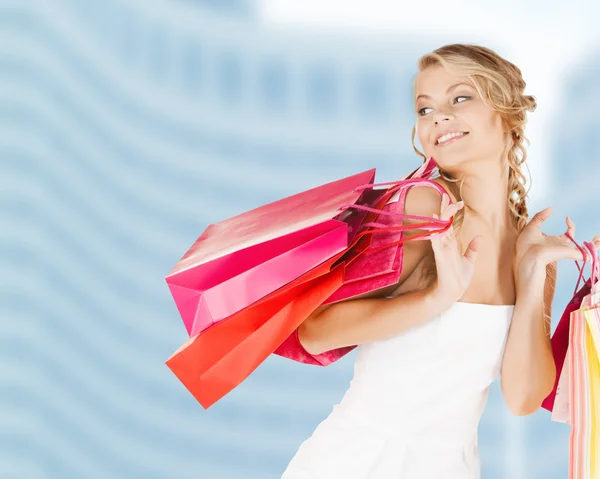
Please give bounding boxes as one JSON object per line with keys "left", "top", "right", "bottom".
{"left": 472, "top": 116, "right": 506, "bottom": 152}
{"left": 473, "top": 107, "right": 502, "bottom": 133}
{"left": 484, "top": 114, "right": 506, "bottom": 144}
{"left": 416, "top": 121, "right": 431, "bottom": 149}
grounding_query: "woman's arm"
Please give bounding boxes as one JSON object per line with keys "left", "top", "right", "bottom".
{"left": 500, "top": 261, "right": 557, "bottom": 416}
{"left": 299, "top": 185, "right": 450, "bottom": 354}
{"left": 300, "top": 282, "right": 450, "bottom": 355}
{"left": 500, "top": 208, "right": 598, "bottom": 416}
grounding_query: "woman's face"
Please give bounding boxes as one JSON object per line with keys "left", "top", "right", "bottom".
{"left": 414, "top": 65, "right": 507, "bottom": 173}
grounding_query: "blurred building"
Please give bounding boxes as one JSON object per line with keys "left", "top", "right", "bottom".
{"left": 5, "top": 0, "right": 594, "bottom": 477}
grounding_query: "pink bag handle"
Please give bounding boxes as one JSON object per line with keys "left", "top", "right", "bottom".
{"left": 353, "top": 175, "right": 444, "bottom": 194}
{"left": 583, "top": 240, "right": 599, "bottom": 286}
{"left": 358, "top": 220, "right": 447, "bottom": 232}
{"left": 338, "top": 203, "right": 448, "bottom": 225}
{"left": 354, "top": 180, "right": 409, "bottom": 192}
{"left": 566, "top": 232, "right": 590, "bottom": 295}
{"left": 338, "top": 158, "right": 453, "bottom": 255}
{"left": 342, "top": 217, "right": 453, "bottom": 257}
{"left": 352, "top": 221, "right": 450, "bottom": 238}
{"left": 352, "top": 158, "right": 439, "bottom": 193}
{"left": 354, "top": 177, "right": 431, "bottom": 193}
{"left": 339, "top": 177, "right": 450, "bottom": 222}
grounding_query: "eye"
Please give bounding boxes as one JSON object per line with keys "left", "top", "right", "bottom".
{"left": 418, "top": 96, "right": 471, "bottom": 116}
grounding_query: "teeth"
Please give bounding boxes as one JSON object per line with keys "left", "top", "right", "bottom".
{"left": 437, "top": 132, "right": 466, "bottom": 145}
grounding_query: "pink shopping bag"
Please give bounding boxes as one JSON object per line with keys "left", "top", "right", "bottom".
{"left": 166, "top": 169, "right": 377, "bottom": 337}
{"left": 324, "top": 177, "right": 450, "bottom": 304}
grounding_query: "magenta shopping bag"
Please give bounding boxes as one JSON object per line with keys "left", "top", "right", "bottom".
{"left": 166, "top": 169, "right": 377, "bottom": 337}
{"left": 324, "top": 166, "right": 450, "bottom": 304}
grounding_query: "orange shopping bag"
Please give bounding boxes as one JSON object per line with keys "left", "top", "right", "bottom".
{"left": 166, "top": 256, "right": 344, "bottom": 409}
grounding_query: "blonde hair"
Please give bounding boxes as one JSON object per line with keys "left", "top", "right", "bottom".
{"left": 412, "top": 43, "right": 536, "bottom": 232}
{"left": 411, "top": 44, "right": 555, "bottom": 327}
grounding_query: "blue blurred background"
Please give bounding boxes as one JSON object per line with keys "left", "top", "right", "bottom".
{"left": 3, "top": 0, "right": 600, "bottom": 477}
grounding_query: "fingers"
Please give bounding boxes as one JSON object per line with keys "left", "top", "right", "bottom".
{"left": 463, "top": 235, "right": 482, "bottom": 263}
{"left": 439, "top": 200, "right": 464, "bottom": 222}
{"left": 528, "top": 207, "right": 552, "bottom": 229}
{"left": 440, "top": 193, "right": 450, "bottom": 212}
{"left": 565, "top": 216, "right": 576, "bottom": 238}
{"left": 543, "top": 245, "right": 588, "bottom": 264}
{"left": 430, "top": 211, "right": 454, "bottom": 248}
{"left": 563, "top": 219, "right": 599, "bottom": 254}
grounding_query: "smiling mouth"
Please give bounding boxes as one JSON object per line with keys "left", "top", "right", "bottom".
{"left": 435, "top": 132, "right": 469, "bottom": 146}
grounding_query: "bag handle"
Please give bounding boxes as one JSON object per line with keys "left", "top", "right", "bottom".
{"left": 565, "top": 232, "right": 588, "bottom": 295}
{"left": 339, "top": 174, "right": 450, "bottom": 224}
{"left": 337, "top": 158, "right": 453, "bottom": 256}
{"left": 583, "top": 240, "right": 599, "bottom": 290}
{"left": 364, "top": 222, "right": 453, "bottom": 254}
{"left": 352, "top": 157, "right": 439, "bottom": 193}
{"left": 343, "top": 217, "right": 453, "bottom": 256}
{"left": 358, "top": 220, "right": 447, "bottom": 232}
{"left": 338, "top": 203, "right": 449, "bottom": 226}
{"left": 565, "top": 232, "right": 600, "bottom": 296}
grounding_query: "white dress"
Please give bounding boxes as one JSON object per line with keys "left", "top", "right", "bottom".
{"left": 281, "top": 301, "right": 514, "bottom": 479}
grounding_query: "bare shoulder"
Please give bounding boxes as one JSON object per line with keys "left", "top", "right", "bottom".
{"left": 402, "top": 178, "right": 450, "bottom": 227}
{"left": 325, "top": 181, "right": 446, "bottom": 305}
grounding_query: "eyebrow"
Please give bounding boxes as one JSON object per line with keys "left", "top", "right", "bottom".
{"left": 416, "top": 83, "right": 473, "bottom": 102}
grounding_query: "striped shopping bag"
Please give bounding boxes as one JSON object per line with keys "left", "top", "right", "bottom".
{"left": 568, "top": 304, "right": 600, "bottom": 479}
{"left": 567, "top": 240, "right": 600, "bottom": 479}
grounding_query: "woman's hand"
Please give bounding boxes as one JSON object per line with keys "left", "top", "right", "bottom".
{"left": 514, "top": 207, "right": 600, "bottom": 286}
{"left": 430, "top": 194, "right": 483, "bottom": 305}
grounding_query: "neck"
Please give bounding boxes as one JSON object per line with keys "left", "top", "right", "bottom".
{"left": 444, "top": 158, "right": 515, "bottom": 233}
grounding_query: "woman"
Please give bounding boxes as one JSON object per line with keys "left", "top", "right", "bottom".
{"left": 281, "top": 44, "right": 600, "bottom": 478}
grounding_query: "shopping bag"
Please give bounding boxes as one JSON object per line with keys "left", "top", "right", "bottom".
{"left": 542, "top": 278, "right": 591, "bottom": 413}
{"left": 324, "top": 176, "right": 451, "bottom": 304}
{"left": 165, "top": 254, "right": 345, "bottom": 409}
{"left": 568, "top": 303, "right": 600, "bottom": 479}
{"left": 568, "top": 241, "right": 600, "bottom": 479}
{"left": 543, "top": 232, "right": 592, "bottom": 414}
{"left": 166, "top": 168, "right": 376, "bottom": 337}
{"left": 544, "top": 240, "right": 600, "bottom": 478}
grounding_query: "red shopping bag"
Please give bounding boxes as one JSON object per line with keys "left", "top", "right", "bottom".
{"left": 166, "top": 169, "right": 376, "bottom": 337}
{"left": 166, "top": 254, "right": 345, "bottom": 409}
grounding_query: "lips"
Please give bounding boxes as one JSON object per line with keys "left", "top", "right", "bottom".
{"left": 435, "top": 131, "right": 469, "bottom": 146}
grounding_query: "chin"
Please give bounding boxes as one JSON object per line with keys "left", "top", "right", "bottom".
{"left": 430, "top": 150, "right": 470, "bottom": 173}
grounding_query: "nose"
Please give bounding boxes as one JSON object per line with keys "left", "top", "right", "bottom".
{"left": 432, "top": 109, "right": 454, "bottom": 125}
{"left": 433, "top": 114, "right": 451, "bottom": 125}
